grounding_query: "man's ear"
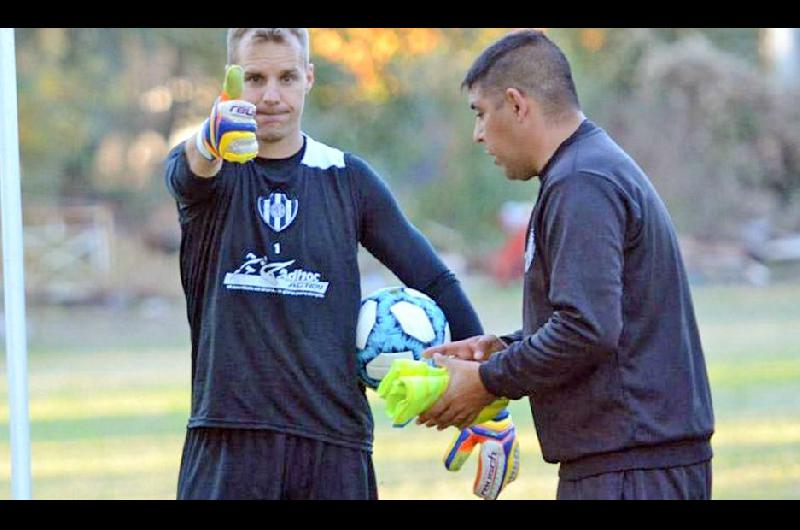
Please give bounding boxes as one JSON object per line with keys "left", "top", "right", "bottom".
{"left": 305, "top": 63, "right": 315, "bottom": 93}
{"left": 505, "top": 87, "right": 529, "bottom": 122}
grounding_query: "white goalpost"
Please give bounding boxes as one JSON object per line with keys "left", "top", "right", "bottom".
{"left": 0, "top": 27, "right": 32, "bottom": 500}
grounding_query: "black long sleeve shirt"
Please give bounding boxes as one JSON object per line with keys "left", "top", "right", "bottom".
{"left": 480, "top": 120, "right": 714, "bottom": 479}
{"left": 165, "top": 134, "right": 483, "bottom": 451}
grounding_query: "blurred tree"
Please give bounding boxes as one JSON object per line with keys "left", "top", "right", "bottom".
{"left": 305, "top": 28, "right": 526, "bottom": 252}
{"left": 14, "top": 28, "right": 800, "bottom": 260}
{"left": 549, "top": 29, "right": 761, "bottom": 115}
{"left": 16, "top": 29, "right": 224, "bottom": 218}
{"left": 550, "top": 29, "right": 800, "bottom": 237}
{"left": 633, "top": 35, "right": 800, "bottom": 234}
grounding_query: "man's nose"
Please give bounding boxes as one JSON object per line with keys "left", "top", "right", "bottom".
{"left": 260, "top": 80, "right": 281, "bottom": 104}
{"left": 473, "top": 123, "right": 484, "bottom": 143}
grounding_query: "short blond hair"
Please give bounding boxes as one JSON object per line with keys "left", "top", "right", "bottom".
{"left": 226, "top": 28, "right": 310, "bottom": 65}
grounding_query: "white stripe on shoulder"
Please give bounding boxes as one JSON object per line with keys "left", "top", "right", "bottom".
{"left": 301, "top": 134, "right": 346, "bottom": 169}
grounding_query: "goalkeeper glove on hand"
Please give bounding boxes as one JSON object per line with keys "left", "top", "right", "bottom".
{"left": 195, "top": 64, "right": 258, "bottom": 164}
{"left": 443, "top": 408, "right": 520, "bottom": 500}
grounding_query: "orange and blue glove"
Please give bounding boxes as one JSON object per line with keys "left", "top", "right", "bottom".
{"left": 195, "top": 64, "right": 258, "bottom": 164}
{"left": 443, "top": 408, "right": 520, "bottom": 500}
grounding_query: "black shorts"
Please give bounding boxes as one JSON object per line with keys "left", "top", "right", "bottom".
{"left": 556, "top": 460, "right": 712, "bottom": 500}
{"left": 177, "top": 427, "right": 378, "bottom": 500}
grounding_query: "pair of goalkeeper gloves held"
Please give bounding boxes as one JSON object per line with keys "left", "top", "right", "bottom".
{"left": 377, "top": 358, "right": 520, "bottom": 500}
{"left": 195, "top": 64, "right": 259, "bottom": 164}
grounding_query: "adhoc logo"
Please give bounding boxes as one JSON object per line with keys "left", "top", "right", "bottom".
{"left": 258, "top": 192, "right": 298, "bottom": 233}
{"left": 223, "top": 252, "right": 329, "bottom": 298}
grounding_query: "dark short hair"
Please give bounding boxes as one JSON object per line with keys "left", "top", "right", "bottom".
{"left": 463, "top": 29, "right": 580, "bottom": 117}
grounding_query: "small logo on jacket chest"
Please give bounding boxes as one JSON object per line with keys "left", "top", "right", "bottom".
{"left": 524, "top": 229, "right": 535, "bottom": 272}
{"left": 258, "top": 191, "right": 298, "bottom": 232}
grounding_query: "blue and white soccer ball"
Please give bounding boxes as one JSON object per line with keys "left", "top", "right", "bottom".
{"left": 356, "top": 286, "right": 451, "bottom": 389}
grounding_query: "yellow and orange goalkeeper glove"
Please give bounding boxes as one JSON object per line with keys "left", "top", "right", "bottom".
{"left": 443, "top": 408, "right": 520, "bottom": 500}
{"left": 195, "top": 64, "right": 258, "bottom": 163}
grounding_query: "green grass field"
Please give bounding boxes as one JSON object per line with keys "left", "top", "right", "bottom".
{"left": 1, "top": 277, "right": 799, "bottom": 499}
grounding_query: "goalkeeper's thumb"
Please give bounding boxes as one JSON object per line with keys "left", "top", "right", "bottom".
{"left": 220, "top": 63, "right": 245, "bottom": 101}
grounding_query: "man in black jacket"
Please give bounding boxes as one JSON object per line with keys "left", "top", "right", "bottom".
{"left": 418, "top": 29, "right": 714, "bottom": 500}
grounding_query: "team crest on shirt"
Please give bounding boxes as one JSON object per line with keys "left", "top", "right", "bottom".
{"left": 524, "top": 229, "right": 535, "bottom": 272}
{"left": 258, "top": 191, "right": 298, "bottom": 232}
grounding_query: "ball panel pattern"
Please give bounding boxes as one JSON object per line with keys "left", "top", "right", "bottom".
{"left": 356, "top": 286, "right": 450, "bottom": 388}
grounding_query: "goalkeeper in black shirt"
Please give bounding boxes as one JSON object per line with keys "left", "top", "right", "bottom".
{"left": 165, "top": 28, "right": 486, "bottom": 499}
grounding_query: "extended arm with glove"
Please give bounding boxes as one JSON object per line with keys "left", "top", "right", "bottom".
{"left": 195, "top": 64, "right": 258, "bottom": 164}
{"left": 443, "top": 408, "right": 520, "bottom": 500}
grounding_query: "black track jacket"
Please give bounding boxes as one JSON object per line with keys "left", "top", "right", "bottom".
{"left": 479, "top": 120, "right": 714, "bottom": 480}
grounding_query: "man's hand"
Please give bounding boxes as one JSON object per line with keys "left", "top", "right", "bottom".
{"left": 417, "top": 354, "right": 497, "bottom": 430}
{"left": 421, "top": 334, "right": 507, "bottom": 362}
{"left": 443, "top": 409, "right": 520, "bottom": 500}
{"left": 195, "top": 64, "right": 258, "bottom": 164}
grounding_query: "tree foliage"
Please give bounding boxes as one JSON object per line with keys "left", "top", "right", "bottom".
{"left": 13, "top": 28, "right": 800, "bottom": 255}
{"left": 552, "top": 29, "right": 800, "bottom": 237}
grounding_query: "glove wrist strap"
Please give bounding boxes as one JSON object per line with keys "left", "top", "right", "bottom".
{"left": 195, "top": 123, "right": 216, "bottom": 161}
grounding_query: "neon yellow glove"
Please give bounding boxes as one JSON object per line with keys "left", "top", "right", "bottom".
{"left": 443, "top": 408, "right": 520, "bottom": 500}
{"left": 376, "top": 359, "right": 509, "bottom": 427}
{"left": 195, "top": 64, "right": 258, "bottom": 163}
